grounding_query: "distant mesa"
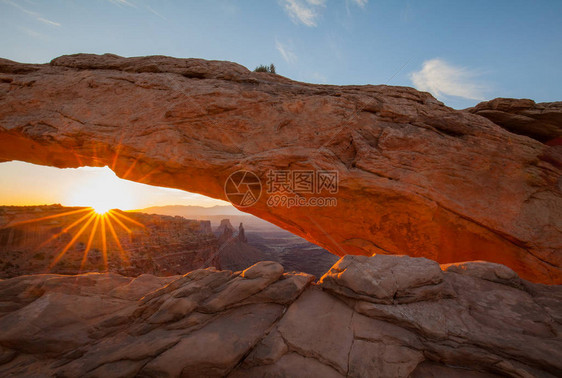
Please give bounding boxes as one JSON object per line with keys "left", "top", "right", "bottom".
{"left": 0, "top": 205, "right": 338, "bottom": 279}
{"left": 199, "top": 220, "right": 212, "bottom": 235}
{"left": 216, "top": 218, "right": 235, "bottom": 235}
{"left": 0, "top": 205, "right": 221, "bottom": 277}
{"left": 214, "top": 219, "right": 248, "bottom": 245}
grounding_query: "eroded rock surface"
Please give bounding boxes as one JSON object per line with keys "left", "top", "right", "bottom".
{"left": 0, "top": 54, "right": 561, "bottom": 283}
{"left": 0, "top": 256, "right": 560, "bottom": 377}
{"left": 467, "top": 98, "right": 562, "bottom": 143}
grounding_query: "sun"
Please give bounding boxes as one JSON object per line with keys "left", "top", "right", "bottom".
{"left": 92, "top": 204, "right": 111, "bottom": 214}
{"left": 67, "top": 166, "right": 138, "bottom": 211}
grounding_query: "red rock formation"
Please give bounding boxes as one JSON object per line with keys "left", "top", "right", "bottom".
{"left": 238, "top": 222, "right": 247, "bottom": 243}
{"left": 216, "top": 218, "right": 234, "bottom": 245}
{"left": 0, "top": 257, "right": 560, "bottom": 376}
{"left": 468, "top": 98, "right": 562, "bottom": 144}
{"left": 0, "top": 54, "right": 560, "bottom": 283}
{"left": 216, "top": 219, "right": 235, "bottom": 236}
{"left": 198, "top": 220, "right": 213, "bottom": 234}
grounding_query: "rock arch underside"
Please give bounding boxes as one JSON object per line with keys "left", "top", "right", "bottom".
{"left": 0, "top": 54, "right": 561, "bottom": 284}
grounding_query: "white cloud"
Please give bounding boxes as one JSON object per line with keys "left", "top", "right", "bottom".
{"left": 281, "top": 0, "right": 324, "bottom": 27}
{"left": 306, "top": 0, "right": 326, "bottom": 5}
{"left": 276, "top": 40, "right": 297, "bottom": 63}
{"left": 350, "top": 0, "right": 368, "bottom": 7}
{"left": 280, "top": 0, "right": 367, "bottom": 27}
{"left": 409, "top": 58, "right": 488, "bottom": 101}
{"left": 36, "top": 17, "right": 60, "bottom": 27}
{"left": 3, "top": 0, "right": 61, "bottom": 27}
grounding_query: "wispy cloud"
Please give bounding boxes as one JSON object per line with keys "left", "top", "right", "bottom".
{"left": 304, "top": 0, "right": 326, "bottom": 6}
{"left": 281, "top": 0, "right": 325, "bottom": 27}
{"left": 107, "top": 0, "right": 136, "bottom": 8}
{"left": 276, "top": 40, "right": 297, "bottom": 63}
{"left": 36, "top": 17, "right": 60, "bottom": 27}
{"left": 280, "top": 0, "right": 367, "bottom": 27}
{"left": 400, "top": 2, "right": 413, "bottom": 22}
{"left": 4, "top": 0, "right": 61, "bottom": 27}
{"left": 350, "top": 0, "right": 368, "bottom": 7}
{"left": 146, "top": 5, "right": 166, "bottom": 20}
{"left": 409, "top": 58, "right": 488, "bottom": 101}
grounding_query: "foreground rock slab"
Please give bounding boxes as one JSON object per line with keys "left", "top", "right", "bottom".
{"left": 0, "top": 54, "right": 560, "bottom": 283}
{"left": 0, "top": 256, "right": 560, "bottom": 377}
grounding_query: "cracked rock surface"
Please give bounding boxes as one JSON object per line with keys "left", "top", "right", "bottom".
{"left": 0, "top": 256, "right": 560, "bottom": 377}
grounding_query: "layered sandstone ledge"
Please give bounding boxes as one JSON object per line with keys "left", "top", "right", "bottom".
{"left": 0, "top": 256, "right": 560, "bottom": 377}
{"left": 0, "top": 54, "right": 561, "bottom": 283}
{"left": 468, "top": 98, "right": 562, "bottom": 144}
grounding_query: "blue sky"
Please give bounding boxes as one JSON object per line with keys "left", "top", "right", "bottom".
{"left": 1, "top": 0, "right": 561, "bottom": 109}
{"left": 0, "top": 0, "right": 561, "bottom": 209}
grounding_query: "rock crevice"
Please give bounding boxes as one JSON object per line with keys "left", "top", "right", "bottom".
{"left": 0, "top": 256, "right": 560, "bottom": 377}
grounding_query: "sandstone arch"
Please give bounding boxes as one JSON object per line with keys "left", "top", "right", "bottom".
{"left": 0, "top": 54, "right": 560, "bottom": 283}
